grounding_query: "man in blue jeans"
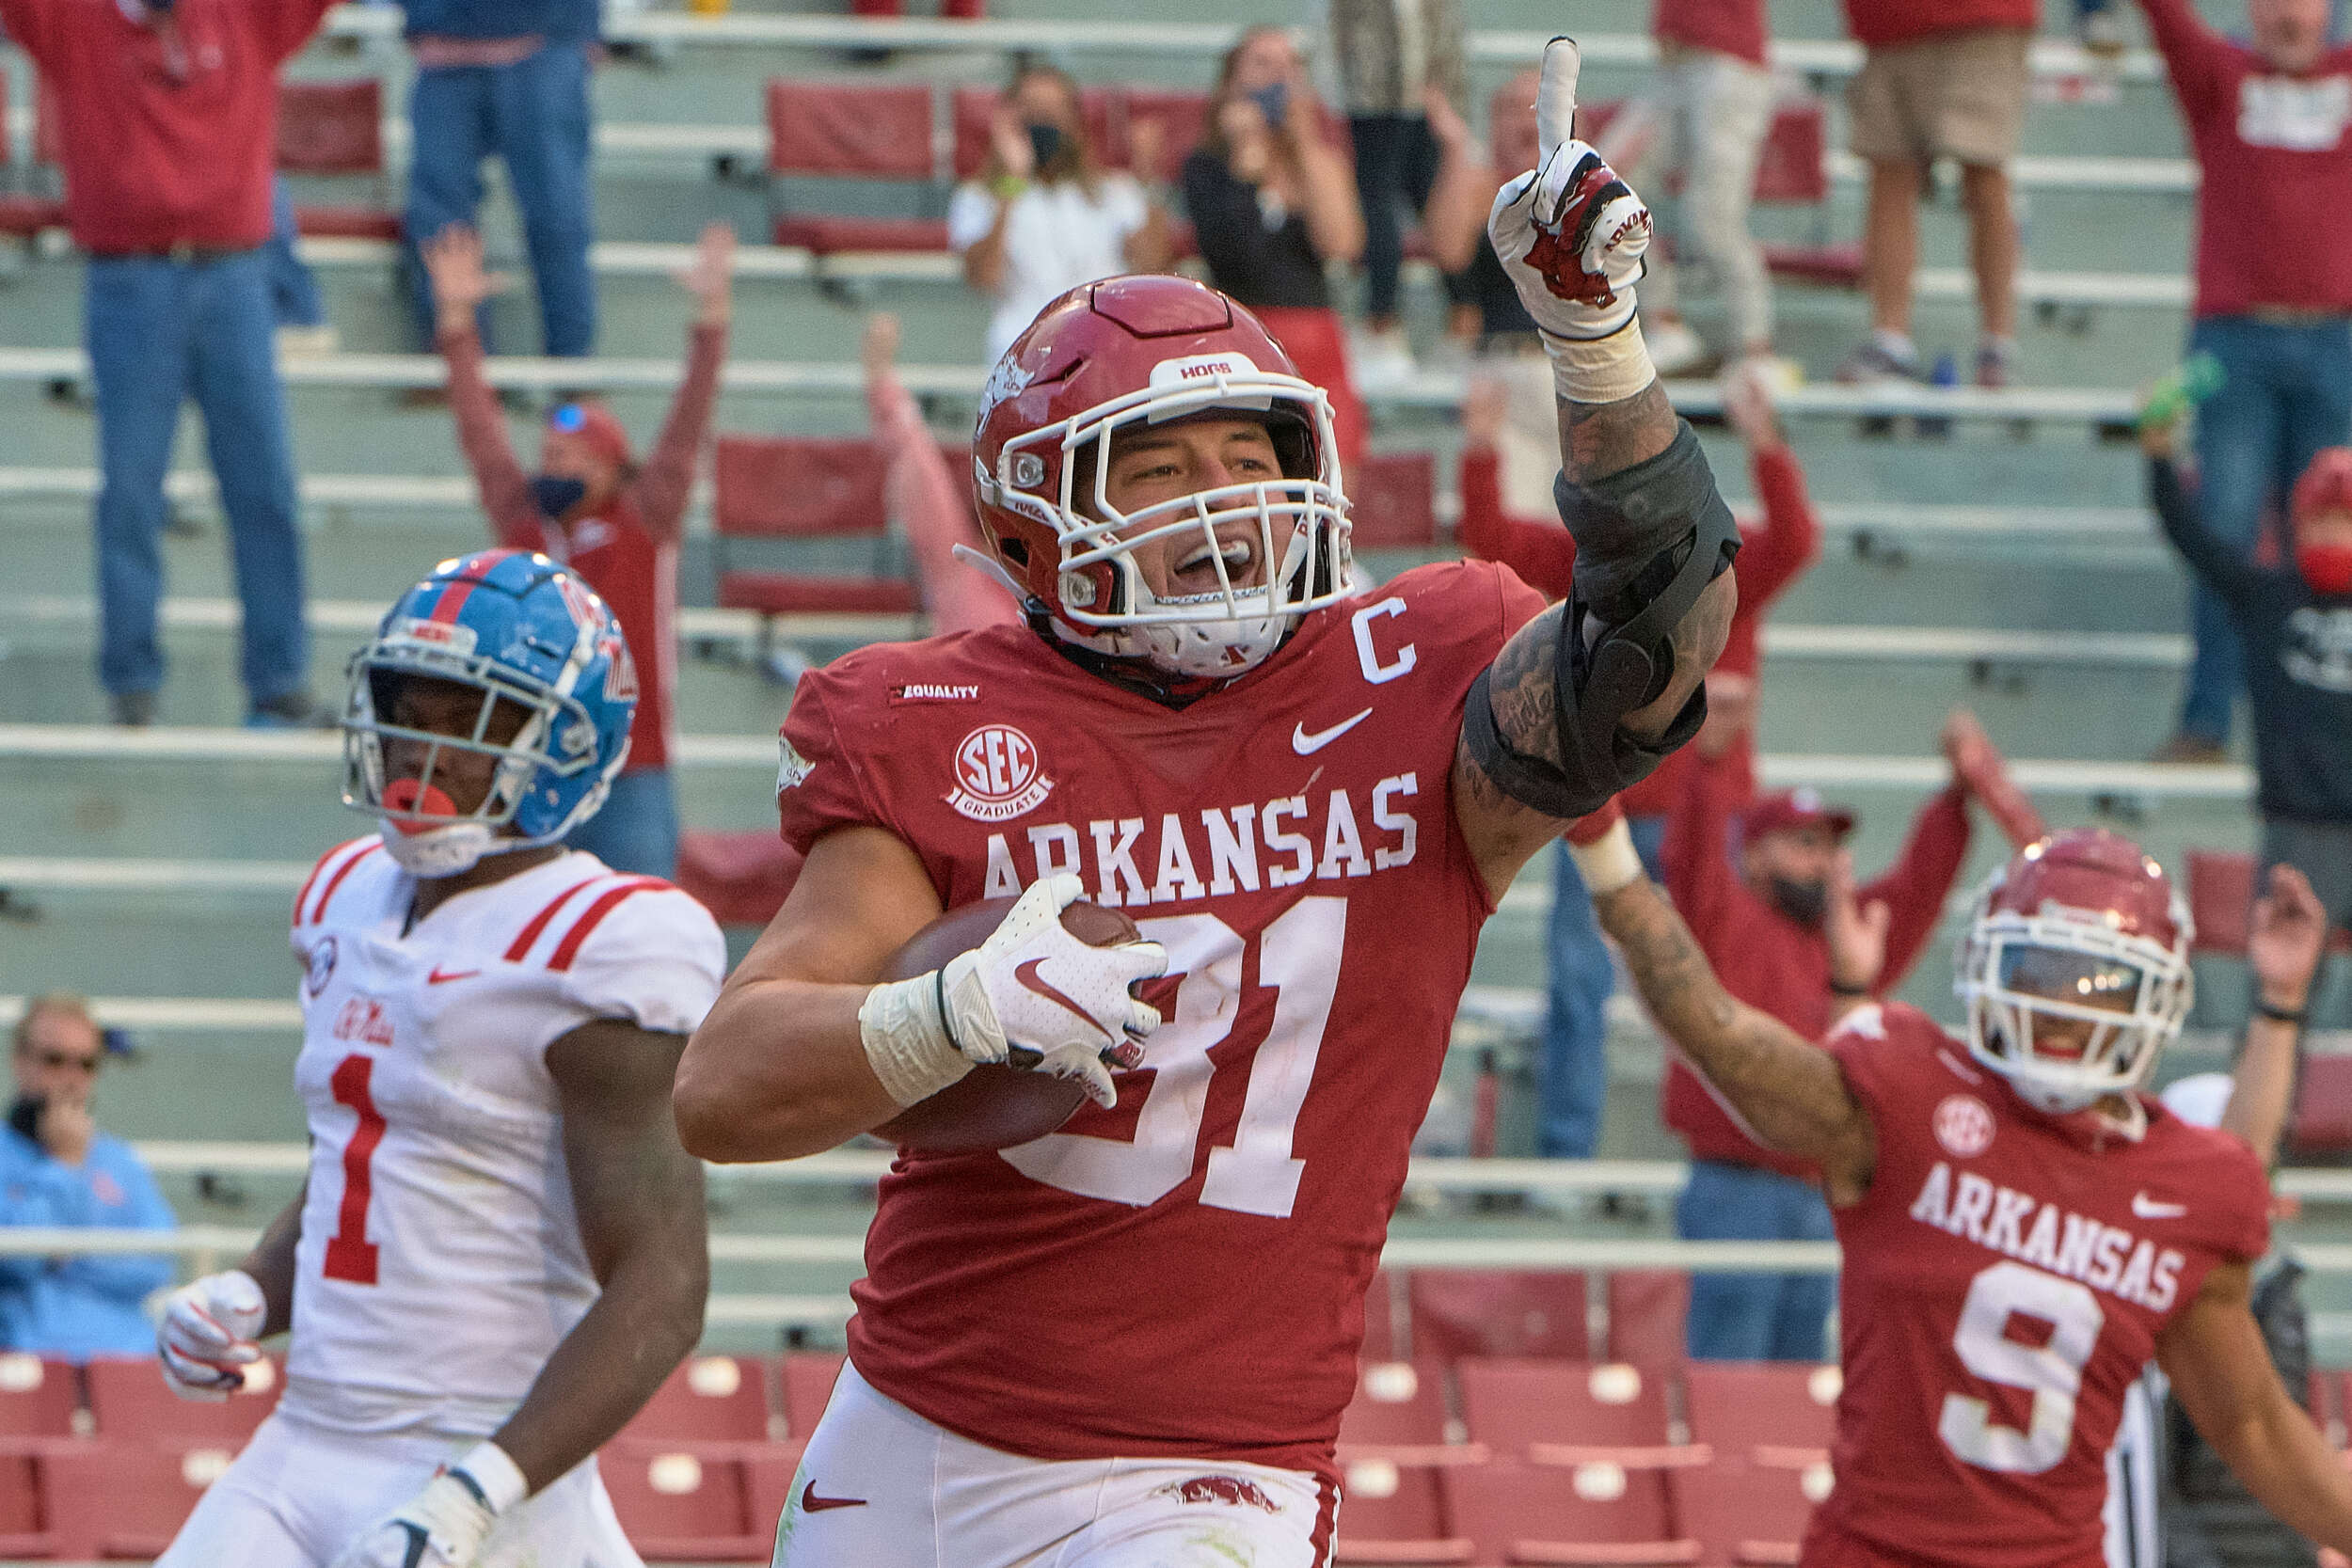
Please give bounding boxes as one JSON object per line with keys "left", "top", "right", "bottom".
{"left": 401, "top": 0, "right": 600, "bottom": 357}
{"left": 0, "top": 0, "right": 333, "bottom": 728}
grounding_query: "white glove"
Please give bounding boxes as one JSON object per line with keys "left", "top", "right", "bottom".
{"left": 157, "top": 1269, "right": 265, "bottom": 1402}
{"left": 1487, "top": 39, "right": 1654, "bottom": 344}
{"left": 860, "top": 875, "right": 1167, "bottom": 1110}
{"left": 328, "top": 1443, "right": 525, "bottom": 1568}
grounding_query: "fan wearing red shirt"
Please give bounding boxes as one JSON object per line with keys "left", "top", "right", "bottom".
{"left": 1575, "top": 819, "right": 2352, "bottom": 1568}
{"left": 1459, "top": 361, "right": 1819, "bottom": 1160}
{"left": 421, "top": 221, "right": 735, "bottom": 879}
{"left": 1836, "top": 0, "right": 2037, "bottom": 389}
{"left": 2132, "top": 0, "right": 2352, "bottom": 762}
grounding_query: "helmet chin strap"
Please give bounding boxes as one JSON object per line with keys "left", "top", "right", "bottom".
{"left": 378, "top": 819, "right": 514, "bottom": 879}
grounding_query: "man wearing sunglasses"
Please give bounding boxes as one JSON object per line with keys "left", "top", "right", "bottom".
{"left": 0, "top": 996, "right": 175, "bottom": 1360}
{"left": 419, "top": 219, "right": 735, "bottom": 878}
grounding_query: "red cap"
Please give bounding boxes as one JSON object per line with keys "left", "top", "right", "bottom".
{"left": 2292, "top": 448, "right": 2352, "bottom": 531}
{"left": 549, "top": 400, "right": 632, "bottom": 470}
{"left": 1744, "top": 788, "right": 1855, "bottom": 842}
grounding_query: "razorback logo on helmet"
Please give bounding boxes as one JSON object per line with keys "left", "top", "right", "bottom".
{"left": 946, "top": 723, "right": 1054, "bottom": 823}
{"left": 1932, "top": 1094, "right": 1995, "bottom": 1159}
{"left": 1152, "top": 1475, "right": 1279, "bottom": 1513}
{"left": 978, "top": 351, "right": 1036, "bottom": 420}
{"left": 599, "top": 632, "right": 640, "bottom": 704}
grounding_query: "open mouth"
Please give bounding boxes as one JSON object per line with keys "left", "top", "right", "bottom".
{"left": 1168, "top": 533, "right": 1261, "bottom": 598}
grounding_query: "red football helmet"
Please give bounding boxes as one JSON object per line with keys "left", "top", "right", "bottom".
{"left": 971, "top": 276, "right": 1351, "bottom": 679}
{"left": 1954, "top": 827, "right": 2194, "bottom": 1115}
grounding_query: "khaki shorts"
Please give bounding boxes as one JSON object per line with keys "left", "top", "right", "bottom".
{"left": 1848, "top": 26, "right": 2031, "bottom": 166}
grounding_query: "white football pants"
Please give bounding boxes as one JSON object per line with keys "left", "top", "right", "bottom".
{"left": 153, "top": 1407, "right": 642, "bottom": 1568}
{"left": 772, "top": 1359, "right": 1338, "bottom": 1568}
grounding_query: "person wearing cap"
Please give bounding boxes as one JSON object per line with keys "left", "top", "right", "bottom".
{"left": 421, "top": 219, "right": 735, "bottom": 879}
{"left": 2147, "top": 410, "right": 2352, "bottom": 938}
{"left": 0, "top": 0, "right": 337, "bottom": 729}
{"left": 0, "top": 996, "right": 174, "bottom": 1360}
{"left": 1659, "top": 696, "right": 2045, "bottom": 1360}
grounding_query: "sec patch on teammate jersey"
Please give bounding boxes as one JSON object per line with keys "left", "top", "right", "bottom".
{"left": 1933, "top": 1093, "right": 1995, "bottom": 1159}
{"left": 946, "top": 723, "right": 1055, "bottom": 822}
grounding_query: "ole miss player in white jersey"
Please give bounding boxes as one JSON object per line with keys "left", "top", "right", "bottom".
{"left": 150, "top": 549, "right": 725, "bottom": 1568}
{"left": 676, "top": 41, "right": 1743, "bottom": 1568}
{"left": 1575, "top": 816, "right": 2352, "bottom": 1567}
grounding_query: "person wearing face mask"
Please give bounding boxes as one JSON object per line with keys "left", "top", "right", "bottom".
{"left": 1656, "top": 688, "right": 2043, "bottom": 1360}
{"left": 421, "top": 219, "right": 733, "bottom": 879}
{"left": 0, "top": 996, "right": 174, "bottom": 1361}
{"left": 2137, "top": 0, "right": 2352, "bottom": 765}
{"left": 949, "top": 62, "right": 1174, "bottom": 367}
{"left": 2148, "top": 412, "right": 2352, "bottom": 943}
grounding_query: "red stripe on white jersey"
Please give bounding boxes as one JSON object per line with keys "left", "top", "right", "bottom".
{"left": 294, "top": 837, "right": 374, "bottom": 929}
{"left": 502, "top": 876, "right": 607, "bottom": 963}
{"left": 546, "top": 878, "right": 671, "bottom": 973}
{"left": 305, "top": 841, "right": 383, "bottom": 927}
{"left": 1310, "top": 1472, "right": 1339, "bottom": 1566}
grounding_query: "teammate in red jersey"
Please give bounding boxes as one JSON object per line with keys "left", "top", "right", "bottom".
{"left": 675, "top": 41, "right": 1740, "bottom": 1566}
{"left": 1574, "top": 817, "right": 2352, "bottom": 1567}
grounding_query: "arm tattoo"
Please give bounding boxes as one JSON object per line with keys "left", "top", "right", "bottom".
{"left": 1559, "top": 378, "right": 1679, "bottom": 485}
{"left": 1593, "top": 877, "right": 1876, "bottom": 1186}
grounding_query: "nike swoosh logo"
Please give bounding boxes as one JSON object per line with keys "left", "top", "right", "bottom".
{"left": 426, "top": 967, "right": 481, "bottom": 986}
{"left": 1292, "top": 707, "right": 1373, "bottom": 754}
{"left": 801, "top": 1481, "right": 868, "bottom": 1513}
{"left": 2132, "top": 1193, "right": 2187, "bottom": 1220}
{"left": 1015, "top": 958, "right": 1111, "bottom": 1044}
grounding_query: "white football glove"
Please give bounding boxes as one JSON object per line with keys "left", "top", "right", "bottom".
{"left": 157, "top": 1269, "right": 265, "bottom": 1402}
{"left": 1487, "top": 38, "right": 1653, "bottom": 344}
{"left": 327, "top": 1443, "right": 525, "bottom": 1568}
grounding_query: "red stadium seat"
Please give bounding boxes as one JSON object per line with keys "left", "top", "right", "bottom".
{"left": 711, "top": 435, "right": 919, "bottom": 624}
{"left": 42, "top": 1439, "right": 239, "bottom": 1560}
{"left": 619, "top": 1354, "right": 779, "bottom": 1448}
{"left": 599, "top": 1443, "right": 765, "bottom": 1561}
{"left": 1671, "top": 1457, "right": 1831, "bottom": 1566}
{"left": 1360, "top": 1269, "right": 1402, "bottom": 1365}
{"left": 780, "top": 1352, "right": 846, "bottom": 1439}
{"left": 1348, "top": 451, "right": 1438, "bottom": 548}
{"left": 2185, "top": 848, "right": 2351, "bottom": 955}
{"left": 2297, "top": 1056, "right": 2352, "bottom": 1158}
{"left": 0, "top": 1355, "right": 86, "bottom": 1437}
{"left": 743, "top": 1438, "right": 810, "bottom": 1545}
{"left": 1603, "top": 1272, "right": 1689, "bottom": 1378}
{"left": 675, "top": 831, "right": 806, "bottom": 928}
{"left": 1118, "top": 87, "right": 1211, "bottom": 177}
{"left": 277, "top": 78, "right": 401, "bottom": 241}
{"left": 85, "top": 1353, "right": 278, "bottom": 1446}
{"left": 1682, "top": 1363, "right": 1840, "bottom": 1465}
{"left": 1456, "top": 1360, "right": 1689, "bottom": 1462}
{"left": 1408, "top": 1271, "right": 1589, "bottom": 1366}
{"left": 1441, "top": 1457, "right": 1697, "bottom": 1566}
{"left": 765, "top": 79, "right": 944, "bottom": 255}
{"left": 0, "top": 1444, "right": 55, "bottom": 1559}
{"left": 1338, "top": 1361, "right": 1457, "bottom": 1453}
{"left": 1334, "top": 1456, "right": 1473, "bottom": 1565}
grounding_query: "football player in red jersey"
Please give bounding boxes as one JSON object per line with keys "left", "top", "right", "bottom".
{"left": 1575, "top": 817, "right": 2352, "bottom": 1567}
{"left": 675, "top": 41, "right": 1741, "bottom": 1568}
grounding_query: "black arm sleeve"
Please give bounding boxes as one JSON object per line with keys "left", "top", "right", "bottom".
{"left": 2152, "top": 454, "right": 2264, "bottom": 612}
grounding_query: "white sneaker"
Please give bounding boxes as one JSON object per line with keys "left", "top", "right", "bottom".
{"left": 276, "top": 325, "right": 340, "bottom": 358}
{"left": 1645, "top": 317, "right": 1707, "bottom": 377}
{"left": 1349, "top": 326, "right": 1418, "bottom": 392}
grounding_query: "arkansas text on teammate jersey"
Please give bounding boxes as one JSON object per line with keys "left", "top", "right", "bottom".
{"left": 1807, "top": 1003, "right": 2269, "bottom": 1568}
{"left": 281, "top": 840, "right": 725, "bottom": 1436}
{"left": 776, "top": 561, "right": 1548, "bottom": 1478}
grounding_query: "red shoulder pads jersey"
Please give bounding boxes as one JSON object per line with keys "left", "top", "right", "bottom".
{"left": 777, "top": 562, "right": 1546, "bottom": 1476}
{"left": 1809, "top": 1004, "right": 2270, "bottom": 1568}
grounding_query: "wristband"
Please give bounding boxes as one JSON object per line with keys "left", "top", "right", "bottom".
{"left": 1543, "top": 317, "right": 1655, "bottom": 404}
{"left": 858, "top": 974, "right": 977, "bottom": 1107}
{"left": 990, "top": 174, "right": 1030, "bottom": 202}
{"left": 453, "top": 1440, "right": 528, "bottom": 1514}
{"left": 2256, "top": 999, "right": 2308, "bottom": 1027}
{"left": 1566, "top": 816, "right": 1645, "bottom": 896}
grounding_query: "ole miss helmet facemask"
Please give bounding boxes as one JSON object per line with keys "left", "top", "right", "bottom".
{"left": 971, "top": 276, "right": 1353, "bottom": 681}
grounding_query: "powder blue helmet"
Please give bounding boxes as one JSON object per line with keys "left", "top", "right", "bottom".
{"left": 342, "top": 548, "right": 638, "bottom": 876}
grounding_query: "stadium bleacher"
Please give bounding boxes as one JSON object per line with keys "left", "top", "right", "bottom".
{"left": 4, "top": 0, "right": 2349, "bottom": 1560}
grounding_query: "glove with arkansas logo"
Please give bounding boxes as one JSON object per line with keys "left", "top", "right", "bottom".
{"left": 859, "top": 875, "right": 1167, "bottom": 1110}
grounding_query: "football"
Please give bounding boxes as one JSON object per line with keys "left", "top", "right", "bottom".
{"left": 872, "top": 896, "right": 1143, "bottom": 1155}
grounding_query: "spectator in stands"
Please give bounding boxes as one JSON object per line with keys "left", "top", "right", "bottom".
{"left": 0, "top": 0, "right": 330, "bottom": 729}
{"left": 2135, "top": 0, "right": 2352, "bottom": 765}
{"left": 951, "top": 63, "right": 1174, "bottom": 368}
{"left": 1614, "top": 0, "right": 1785, "bottom": 378}
{"left": 401, "top": 0, "right": 601, "bottom": 358}
{"left": 1184, "top": 26, "right": 1369, "bottom": 466}
{"left": 2147, "top": 416, "right": 2352, "bottom": 938}
{"left": 266, "top": 179, "right": 336, "bottom": 357}
{"left": 1458, "top": 363, "right": 1823, "bottom": 1158}
{"left": 1660, "top": 700, "right": 2043, "bottom": 1358}
{"left": 1836, "top": 0, "right": 2031, "bottom": 388}
{"left": 1329, "top": 0, "right": 1468, "bottom": 387}
{"left": 0, "top": 997, "right": 173, "bottom": 1361}
{"left": 423, "top": 219, "right": 733, "bottom": 879}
